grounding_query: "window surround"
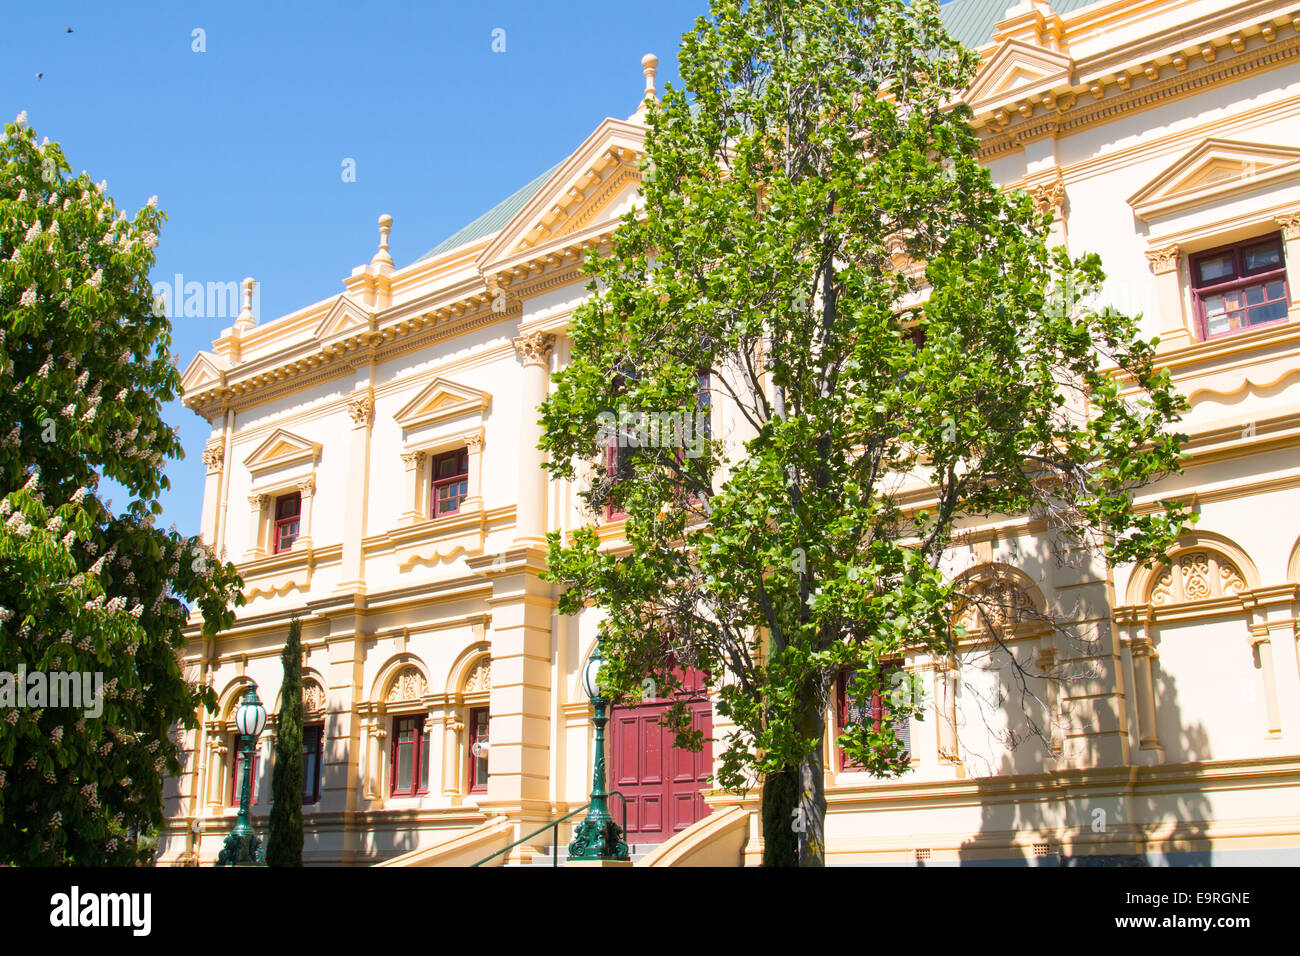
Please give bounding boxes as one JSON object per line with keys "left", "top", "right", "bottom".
{"left": 834, "top": 664, "right": 912, "bottom": 774}
{"left": 242, "top": 428, "right": 321, "bottom": 559}
{"left": 1141, "top": 209, "right": 1300, "bottom": 352}
{"left": 1189, "top": 234, "right": 1289, "bottom": 339}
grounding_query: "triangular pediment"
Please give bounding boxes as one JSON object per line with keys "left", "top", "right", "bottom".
{"left": 479, "top": 117, "right": 647, "bottom": 275}
{"left": 394, "top": 377, "right": 491, "bottom": 431}
{"left": 180, "top": 351, "right": 227, "bottom": 395}
{"left": 967, "top": 39, "right": 1073, "bottom": 114}
{"left": 313, "top": 295, "right": 370, "bottom": 341}
{"left": 1128, "top": 139, "right": 1300, "bottom": 220}
{"left": 243, "top": 428, "right": 321, "bottom": 476}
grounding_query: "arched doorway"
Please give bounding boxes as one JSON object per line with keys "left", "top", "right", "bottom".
{"left": 609, "top": 669, "right": 713, "bottom": 845}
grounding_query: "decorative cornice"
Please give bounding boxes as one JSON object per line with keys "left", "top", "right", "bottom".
{"left": 1279, "top": 210, "right": 1300, "bottom": 240}
{"left": 975, "top": 18, "right": 1300, "bottom": 160}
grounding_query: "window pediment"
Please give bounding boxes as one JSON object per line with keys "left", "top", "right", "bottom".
{"left": 313, "top": 294, "right": 371, "bottom": 342}
{"left": 243, "top": 428, "right": 321, "bottom": 480}
{"left": 1128, "top": 139, "right": 1300, "bottom": 222}
{"left": 394, "top": 377, "right": 491, "bottom": 433}
{"left": 966, "top": 39, "right": 1074, "bottom": 116}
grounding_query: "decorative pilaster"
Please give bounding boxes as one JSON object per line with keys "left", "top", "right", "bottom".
{"left": 1277, "top": 211, "right": 1300, "bottom": 308}
{"left": 463, "top": 433, "right": 484, "bottom": 512}
{"left": 246, "top": 493, "right": 267, "bottom": 559}
{"left": 1146, "top": 245, "right": 1193, "bottom": 352}
{"left": 512, "top": 332, "right": 555, "bottom": 544}
{"left": 1129, "top": 631, "right": 1164, "bottom": 762}
{"left": 206, "top": 731, "right": 228, "bottom": 807}
{"left": 200, "top": 442, "right": 225, "bottom": 546}
{"left": 338, "top": 392, "right": 374, "bottom": 593}
{"left": 400, "top": 451, "right": 425, "bottom": 524}
{"left": 443, "top": 716, "right": 464, "bottom": 797}
{"left": 295, "top": 476, "right": 315, "bottom": 551}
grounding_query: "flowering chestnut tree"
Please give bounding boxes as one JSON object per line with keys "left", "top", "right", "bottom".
{"left": 0, "top": 113, "right": 244, "bottom": 865}
{"left": 539, "top": 0, "right": 1190, "bottom": 865}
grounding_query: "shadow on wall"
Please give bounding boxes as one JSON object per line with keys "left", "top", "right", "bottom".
{"left": 956, "top": 648, "right": 1212, "bottom": 867}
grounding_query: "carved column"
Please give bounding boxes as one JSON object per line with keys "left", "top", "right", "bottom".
{"left": 462, "top": 433, "right": 484, "bottom": 512}
{"left": 338, "top": 392, "right": 373, "bottom": 592}
{"left": 443, "top": 716, "right": 464, "bottom": 797}
{"left": 1129, "top": 628, "right": 1163, "bottom": 761}
{"left": 934, "top": 658, "right": 959, "bottom": 762}
{"left": 400, "top": 451, "right": 425, "bottom": 524}
{"left": 206, "top": 731, "right": 228, "bottom": 807}
{"left": 1248, "top": 629, "right": 1283, "bottom": 736}
{"left": 1027, "top": 172, "right": 1068, "bottom": 251}
{"left": 1146, "top": 245, "right": 1193, "bottom": 352}
{"left": 1036, "top": 647, "right": 1063, "bottom": 757}
{"left": 512, "top": 332, "right": 555, "bottom": 543}
{"left": 200, "top": 443, "right": 224, "bottom": 546}
{"left": 246, "top": 494, "right": 267, "bottom": 559}
{"left": 295, "top": 476, "right": 315, "bottom": 550}
{"left": 1277, "top": 211, "right": 1300, "bottom": 308}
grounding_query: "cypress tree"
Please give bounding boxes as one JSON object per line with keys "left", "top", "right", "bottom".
{"left": 267, "top": 618, "right": 304, "bottom": 866}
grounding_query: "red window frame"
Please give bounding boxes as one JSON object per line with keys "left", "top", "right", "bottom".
{"left": 390, "top": 715, "right": 430, "bottom": 797}
{"left": 1190, "top": 234, "right": 1289, "bottom": 340}
{"left": 430, "top": 448, "right": 469, "bottom": 519}
{"left": 467, "top": 706, "right": 490, "bottom": 794}
{"left": 273, "top": 492, "right": 301, "bottom": 554}
{"left": 302, "top": 724, "right": 324, "bottom": 805}
{"left": 836, "top": 664, "right": 910, "bottom": 772}
{"left": 230, "top": 738, "right": 262, "bottom": 806}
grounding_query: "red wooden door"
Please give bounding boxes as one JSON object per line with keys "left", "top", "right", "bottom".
{"left": 610, "top": 674, "right": 713, "bottom": 846}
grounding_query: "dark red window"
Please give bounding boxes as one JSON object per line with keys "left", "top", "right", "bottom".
{"left": 836, "top": 664, "right": 910, "bottom": 771}
{"left": 273, "top": 493, "right": 301, "bottom": 554}
{"left": 230, "top": 738, "right": 262, "bottom": 806}
{"left": 467, "top": 707, "right": 490, "bottom": 793}
{"left": 430, "top": 449, "right": 469, "bottom": 519}
{"left": 1191, "top": 234, "right": 1289, "bottom": 339}
{"left": 302, "top": 724, "right": 324, "bottom": 805}
{"left": 390, "top": 715, "right": 430, "bottom": 796}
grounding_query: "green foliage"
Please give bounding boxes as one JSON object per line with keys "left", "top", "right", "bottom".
{"left": 0, "top": 113, "right": 244, "bottom": 865}
{"left": 267, "top": 618, "right": 303, "bottom": 867}
{"left": 540, "top": 0, "right": 1190, "bottom": 862}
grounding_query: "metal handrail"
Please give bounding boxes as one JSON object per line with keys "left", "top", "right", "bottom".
{"left": 469, "top": 794, "right": 633, "bottom": 867}
{"left": 470, "top": 804, "right": 590, "bottom": 868}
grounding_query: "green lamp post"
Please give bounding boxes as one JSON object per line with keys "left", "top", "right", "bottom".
{"left": 217, "top": 684, "right": 267, "bottom": 866}
{"left": 568, "top": 641, "right": 630, "bottom": 862}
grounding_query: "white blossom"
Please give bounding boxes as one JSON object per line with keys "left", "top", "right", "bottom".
{"left": 86, "top": 268, "right": 102, "bottom": 288}
{"left": 24, "top": 221, "right": 41, "bottom": 242}
{"left": 147, "top": 195, "right": 158, "bottom": 208}
{"left": 19, "top": 288, "right": 36, "bottom": 308}
{"left": 14, "top": 110, "right": 27, "bottom": 128}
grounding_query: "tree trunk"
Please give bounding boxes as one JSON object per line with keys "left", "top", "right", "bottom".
{"left": 796, "top": 739, "right": 827, "bottom": 867}
{"left": 760, "top": 766, "right": 799, "bottom": 867}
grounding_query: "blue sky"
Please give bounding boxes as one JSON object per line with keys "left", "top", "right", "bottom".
{"left": 2, "top": 0, "right": 704, "bottom": 536}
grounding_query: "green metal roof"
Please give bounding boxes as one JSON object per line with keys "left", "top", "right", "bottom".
{"left": 417, "top": 1, "right": 1102, "bottom": 263}
{"left": 939, "top": 0, "right": 1100, "bottom": 50}
{"left": 414, "top": 161, "right": 564, "bottom": 262}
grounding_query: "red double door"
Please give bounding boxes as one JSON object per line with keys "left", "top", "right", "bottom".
{"left": 609, "top": 675, "right": 713, "bottom": 846}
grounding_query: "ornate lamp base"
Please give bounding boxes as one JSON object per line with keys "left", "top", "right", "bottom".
{"left": 568, "top": 815, "right": 630, "bottom": 863}
{"left": 216, "top": 830, "right": 264, "bottom": 866}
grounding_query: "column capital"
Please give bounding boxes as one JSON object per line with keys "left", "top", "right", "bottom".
{"left": 202, "top": 442, "right": 225, "bottom": 474}
{"left": 347, "top": 394, "right": 374, "bottom": 429}
{"left": 247, "top": 493, "right": 267, "bottom": 509}
{"left": 1277, "top": 209, "right": 1300, "bottom": 240}
{"left": 296, "top": 476, "right": 316, "bottom": 497}
{"left": 400, "top": 449, "right": 424, "bottom": 470}
{"left": 513, "top": 331, "right": 556, "bottom": 368}
{"left": 1145, "top": 245, "right": 1180, "bottom": 275}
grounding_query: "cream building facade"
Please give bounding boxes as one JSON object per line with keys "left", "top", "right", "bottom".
{"left": 159, "top": 0, "right": 1300, "bottom": 865}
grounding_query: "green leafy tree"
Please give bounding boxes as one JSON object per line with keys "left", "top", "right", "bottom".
{"left": 267, "top": 618, "right": 304, "bottom": 866}
{"left": 539, "top": 0, "right": 1190, "bottom": 866}
{"left": 0, "top": 113, "right": 245, "bottom": 865}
